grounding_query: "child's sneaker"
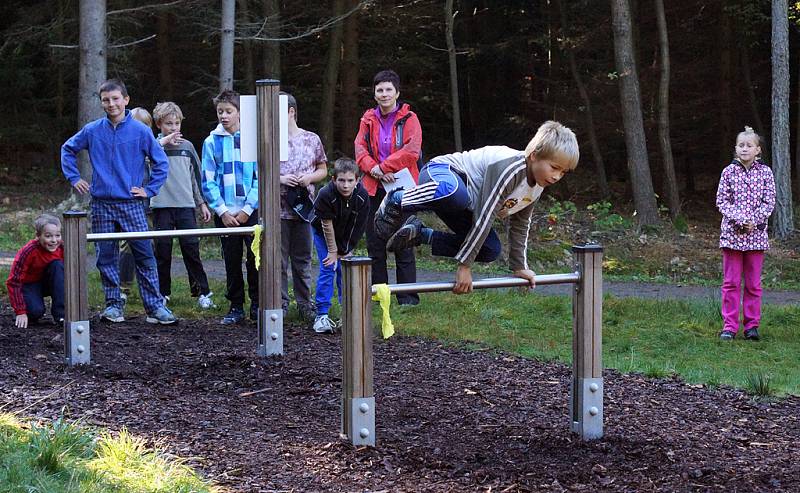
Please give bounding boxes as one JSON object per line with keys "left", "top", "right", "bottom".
{"left": 146, "top": 306, "right": 177, "bottom": 325}
{"left": 744, "top": 327, "right": 760, "bottom": 341}
{"left": 198, "top": 292, "right": 216, "bottom": 309}
{"left": 222, "top": 307, "right": 245, "bottom": 325}
{"left": 374, "top": 188, "right": 405, "bottom": 241}
{"left": 387, "top": 215, "right": 425, "bottom": 252}
{"left": 100, "top": 305, "right": 125, "bottom": 323}
{"left": 163, "top": 295, "right": 170, "bottom": 304}
{"left": 719, "top": 330, "right": 735, "bottom": 341}
{"left": 313, "top": 314, "right": 336, "bottom": 334}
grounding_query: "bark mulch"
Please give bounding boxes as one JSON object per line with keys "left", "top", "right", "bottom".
{"left": 1, "top": 309, "right": 798, "bottom": 492}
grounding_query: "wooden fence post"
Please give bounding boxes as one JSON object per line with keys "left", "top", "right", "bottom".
{"left": 256, "top": 79, "right": 283, "bottom": 356}
{"left": 570, "top": 244, "right": 604, "bottom": 439}
{"left": 340, "top": 257, "right": 375, "bottom": 446}
{"left": 63, "top": 211, "right": 90, "bottom": 366}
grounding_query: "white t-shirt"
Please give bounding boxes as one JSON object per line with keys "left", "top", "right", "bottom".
{"left": 497, "top": 181, "right": 543, "bottom": 219}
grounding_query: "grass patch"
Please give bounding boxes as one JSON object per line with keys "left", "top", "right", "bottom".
{"left": 384, "top": 290, "right": 800, "bottom": 396}
{"left": 0, "top": 413, "right": 215, "bottom": 492}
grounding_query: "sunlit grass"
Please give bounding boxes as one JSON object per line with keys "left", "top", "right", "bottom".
{"left": 0, "top": 413, "right": 215, "bottom": 493}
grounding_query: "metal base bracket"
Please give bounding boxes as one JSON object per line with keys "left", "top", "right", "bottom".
{"left": 570, "top": 377, "right": 603, "bottom": 440}
{"left": 66, "top": 320, "right": 90, "bottom": 366}
{"left": 258, "top": 309, "right": 283, "bottom": 356}
{"left": 348, "top": 397, "right": 376, "bottom": 447}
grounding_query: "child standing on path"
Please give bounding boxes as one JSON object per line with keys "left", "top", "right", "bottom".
{"left": 375, "top": 121, "right": 578, "bottom": 294}
{"left": 61, "top": 79, "right": 176, "bottom": 325}
{"left": 715, "top": 126, "right": 775, "bottom": 341}
{"left": 310, "top": 158, "right": 370, "bottom": 333}
{"left": 278, "top": 92, "right": 328, "bottom": 322}
{"left": 151, "top": 101, "right": 214, "bottom": 309}
{"left": 6, "top": 214, "right": 65, "bottom": 328}
{"left": 201, "top": 89, "right": 259, "bottom": 325}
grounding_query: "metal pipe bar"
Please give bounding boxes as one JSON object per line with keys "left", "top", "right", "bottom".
{"left": 371, "top": 272, "right": 581, "bottom": 295}
{"left": 86, "top": 226, "right": 256, "bottom": 242}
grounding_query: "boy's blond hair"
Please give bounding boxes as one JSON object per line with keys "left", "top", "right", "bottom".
{"left": 524, "top": 120, "right": 579, "bottom": 170}
{"left": 130, "top": 107, "right": 153, "bottom": 129}
{"left": 153, "top": 102, "right": 184, "bottom": 125}
{"left": 34, "top": 214, "right": 61, "bottom": 236}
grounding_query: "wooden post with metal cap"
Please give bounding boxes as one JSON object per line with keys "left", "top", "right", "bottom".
{"left": 256, "top": 79, "right": 283, "bottom": 356}
{"left": 62, "top": 210, "right": 90, "bottom": 366}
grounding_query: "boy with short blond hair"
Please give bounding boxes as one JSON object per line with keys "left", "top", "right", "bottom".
{"left": 376, "top": 120, "right": 579, "bottom": 294}
{"left": 6, "top": 214, "right": 65, "bottom": 328}
{"left": 61, "top": 79, "right": 176, "bottom": 324}
{"left": 201, "top": 89, "right": 259, "bottom": 324}
{"left": 151, "top": 101, "right": 214, "bottom": 309}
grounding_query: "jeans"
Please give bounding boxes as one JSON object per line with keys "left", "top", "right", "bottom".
{"left": 280, "top": 218, "right": 314, "bottom": 312}
{"left": 312, "top": 229, "right": 342, "bottom": 315}
{"left": 22, "top": 259, "right": 64, "bottom": 321}
{"left": 215, "top": 211, "right": 259, "bottom": 308}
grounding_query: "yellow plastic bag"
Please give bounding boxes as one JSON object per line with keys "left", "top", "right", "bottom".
{"left": 371, "top": 283, "right": 395, "bottom": 339}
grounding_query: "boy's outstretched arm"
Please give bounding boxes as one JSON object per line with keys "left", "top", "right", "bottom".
{"left": 512, "top": 269, "right": 536, "bottom": 289}
{"left": 454, "top": 263, "right": 473, "bottom": 294}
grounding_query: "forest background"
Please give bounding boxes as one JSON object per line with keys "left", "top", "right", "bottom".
{"left": 1, "top": 0, "right": 800, "bottom": 234}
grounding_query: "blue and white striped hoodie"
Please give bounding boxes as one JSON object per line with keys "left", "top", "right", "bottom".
{"left": 201, "top": 124, "right": 259, "bottom": 216}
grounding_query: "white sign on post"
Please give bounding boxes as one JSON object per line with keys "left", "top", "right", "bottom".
{"left": 239, "top": 93, "right": 288, "bottom": 163}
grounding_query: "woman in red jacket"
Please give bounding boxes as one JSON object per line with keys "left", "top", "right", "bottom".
{"left": 354, "top": 70, "right": 421, "bottom": 305}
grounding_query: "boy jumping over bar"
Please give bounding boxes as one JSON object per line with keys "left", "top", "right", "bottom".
{"left": 374, "top": 120, "right": 579, "bottom": 294}
{"left": 61, "top": 79, "right": 176, "bottom": 325}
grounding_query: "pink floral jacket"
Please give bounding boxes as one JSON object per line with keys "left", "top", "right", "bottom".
{"left": 715, "top": 159, "right": 775, "bottom": 251}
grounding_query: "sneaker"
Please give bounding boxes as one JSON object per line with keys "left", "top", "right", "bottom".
{"left": 744, "top": 327, "right": 760, "bottom": 341}
{"left": 313, "top": 314, "right": 336, "bottom": 334}
{"left": 100, "top": 305, "right": 125, "bottom": 323}
{"left": 719, "top": 330, "right": 735, "bottom": 341}
{"left": 250, "top": 305, "right": 259, "bottom": 321}
{"left": 387, "top": 215, "right": 425, "bottom": 252}
{"left": 163, "top": 295, "right": 170, "bottom": 304}
{"left": 146, "top": 306, "right": 177, "bottom": 325}
{"left": 222, "top": 307, "right": 245, "bottom": 325}
{"left": 374, "top": 188, "right": 405, "bottom": 241}
{"left": 198, "top": 292, "right": 216, "bottom": 310}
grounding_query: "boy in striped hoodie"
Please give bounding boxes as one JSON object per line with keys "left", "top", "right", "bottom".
{"left": 375, "top": 121, "right": 579, "bottom": 294}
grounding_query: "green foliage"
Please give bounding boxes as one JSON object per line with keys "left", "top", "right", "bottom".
{"left": 586, "top": 201, "right": 631, "bottom": 231}
{"left": 744, "top": 372, "right": 774, "bottom": 398}
{"left": 672, "top": 214, "right": 689, "bottom": 234}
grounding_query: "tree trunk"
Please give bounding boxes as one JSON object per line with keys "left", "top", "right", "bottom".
{"left": 262, "top": 0, "right": 281, "bottom": 79}
{"left": 445, "top": 0, "right": 462, "bottom": 151}
{"left": 654, "top": 0, "right": 680, "bottom": 219}
{"left": 795, "top": 50, "right": 800, "bottom": 197}
{"left": 339, "top": 0, "right": 360, "bottom": 155}
{"left": 557, "top": 0, "right": 609, "bottom": 197}
{"left": 157, "top": 11, "right": 173, "bottom": 99}
{"left": 77, "top": 0, "right": 107, "bottom": 195}
{"left": 610, "top": 0, "right": 660, "bottom": 227}
{"left": 740, "top": 43, "right": 767, "bottom": 147}
{"left": 771, "top": 0, "right": 793, "bottom": 238}
{"left": 718, "top": 8, "right": 732, "bottom": 164}
{"left": 219, "top": 0, "right": 235, "bottom": 91}
{"left": 237, "top": 0, "right": 255, "bottom": 91}
{"left": 319, "top": 0, "right": 345, "bottom": 153}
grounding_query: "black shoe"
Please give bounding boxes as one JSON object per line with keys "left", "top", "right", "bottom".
{"left": 222, "top": 307, "right": 245, "bottom": 325}
{"left": 387, "top": 215, "right": 425, "bottom": 252}
{"left": 250, "top": 305, "right": 259, "bottom": 321}
{"left": 719, "top": 331, "right": 735, "bottom": 341}
{"left": 744, "top": 327, "right": 760, "bottom": 341}
{"left": 374, "top": 188, "right": 405, "bottom": 241}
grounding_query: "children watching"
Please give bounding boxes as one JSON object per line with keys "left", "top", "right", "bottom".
{"left": 375, "top": 120, "right": 579, "bottom": 294}
{"left": 201, "top": 89, "right": 259, "bottom": 325}
{"left": 6, "top": 214, "right": 65, "bottom": 328}
{"left": 151, "top": 101, "right": 214, "bottom": 309}
{"left": 61, "top": 79, "right": 176, "bottom": 325}
{"left": 310, "top": 158, "right": 370, "bottom": 333}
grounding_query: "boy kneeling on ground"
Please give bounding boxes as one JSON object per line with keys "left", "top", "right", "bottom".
{"left": 6, "top": 214, "right": 65, "bottom": 328}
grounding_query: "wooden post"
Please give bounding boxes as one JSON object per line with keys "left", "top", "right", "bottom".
{"left": 63, "top": 211, "right": 90, "bottom": 366}
{"left": 570, "top": 244, "right": 604, "bottom": 439}
{"left": 256, "top": 79, "right": 283, "bottom": 356}
{"left": 340, "top": 257, "right": 375, "bottom": 446}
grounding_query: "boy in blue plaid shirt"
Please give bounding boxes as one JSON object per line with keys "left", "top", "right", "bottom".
{"left": 61, "top": 79, "right": 176, "bottom": 324}
{"left": 201, "top": 89, "right": 259, "bottom": 325}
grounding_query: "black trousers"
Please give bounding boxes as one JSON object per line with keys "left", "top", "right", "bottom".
{"left": 214, "top": 211, "right": 259, "bottom": 308}
{"left": 366, "top": 189, "right": 419, "bottom": 304}
{"left": 152, "top": 207, "right": 211, "bottom": 297}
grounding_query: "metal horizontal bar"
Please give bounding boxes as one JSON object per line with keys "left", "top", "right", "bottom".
{"left": 87, "top": 226, "right": 256, "bottom": 242}
{"left": 371, "top": 272, "right": 581, "bottom": 295}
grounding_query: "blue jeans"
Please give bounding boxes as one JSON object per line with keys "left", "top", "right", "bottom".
{"left": 313, "top": 229, "right": 342, "bottom": 316}
{"left": 404, "top": 162, "right": 501, "bottom": 263}
{"left": 22, "top": 259, "right": 64, "bottom": 322}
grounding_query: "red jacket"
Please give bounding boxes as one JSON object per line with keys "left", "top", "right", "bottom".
{"left": 6, "top": 239, "right": 64, "bottom": 315}
{"left": 354, "top": 103, "right": 422, "bottom": 196}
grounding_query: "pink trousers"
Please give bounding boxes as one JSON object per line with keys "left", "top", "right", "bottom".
{"left": 721, "top": 248, "right": 764, "bottom": 333}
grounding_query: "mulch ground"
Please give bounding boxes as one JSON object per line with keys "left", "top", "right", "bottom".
{"left": 1, "top": 307, "right": 798, "bottom": 493}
